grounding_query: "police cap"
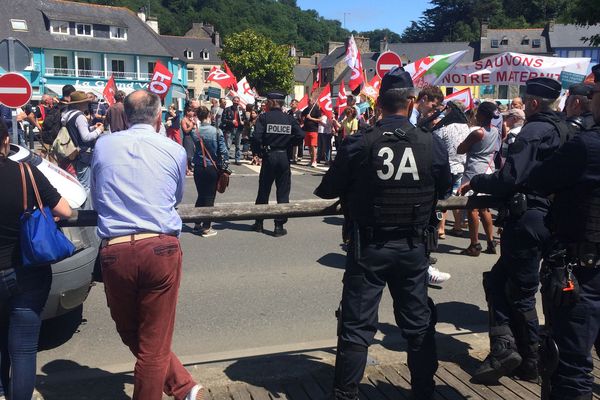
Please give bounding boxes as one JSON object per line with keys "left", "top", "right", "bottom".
{"left": 380, "top": 66, "right": 413, "bottom": 95}
{"left": 525, "top": 77, "right": 561, "bottom": 100}
{"left": 568, "top": 83, "right": 593, "bottom": 98}
{"left": 477, "top": 101, "right": 498, "bottom": 119}
{"left": 266, "top": 92, "right": 286, "bottom": 100}
{"left": 592, "top": 64, "right": 600, "bottom": 83}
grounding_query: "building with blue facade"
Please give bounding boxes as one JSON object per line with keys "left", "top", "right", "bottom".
{"left": 0, "top": 0, "right": 188, "bottom": 109}
{"left": 548, "top": 23, "right": 600, "bottom": 70}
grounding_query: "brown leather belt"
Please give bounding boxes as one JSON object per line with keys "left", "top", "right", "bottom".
{"left": 101, "top": 233, "right": 160, "bottom": 247}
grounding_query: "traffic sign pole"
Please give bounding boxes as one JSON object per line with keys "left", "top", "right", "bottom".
{"left": 8, "top": 39, "right": 18, "bottom": 144}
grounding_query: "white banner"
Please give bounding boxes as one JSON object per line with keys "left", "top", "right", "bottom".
{"left": 442, "top": 52, "right": 591, "bottom": 86}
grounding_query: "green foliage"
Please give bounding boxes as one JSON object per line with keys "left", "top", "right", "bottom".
{"left": 401, "top": 0, "right": 578, "bottom": 43}
{"left": 220, "top": 29, "right": 296, "bottom": 94}
{"left": 568, "top": 0, "right": 600, "bottom": 45}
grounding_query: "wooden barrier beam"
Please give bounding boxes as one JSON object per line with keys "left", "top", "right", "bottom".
{"left": 59, "top": 196, "right": 503, "bottom": 228}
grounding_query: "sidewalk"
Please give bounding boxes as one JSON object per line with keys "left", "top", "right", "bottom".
{"left": 31, "top": 328, "right": 600, "bottom": 400}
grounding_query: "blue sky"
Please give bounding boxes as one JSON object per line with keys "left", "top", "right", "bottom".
{"left": 295, "top": 0, "right": 430, "bottom": 35}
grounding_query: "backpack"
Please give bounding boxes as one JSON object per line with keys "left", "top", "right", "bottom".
{"left": 51, "top": 111, "right": 80, "bottom": 161}
{"left": 41, "top": 107, "right": 62, "bottom": 145}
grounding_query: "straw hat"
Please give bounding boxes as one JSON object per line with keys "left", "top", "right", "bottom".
{"left": 67, "top": 91, "right": 92, "bottom": 104}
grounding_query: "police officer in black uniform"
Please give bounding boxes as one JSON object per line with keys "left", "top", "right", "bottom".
{"left": 315, "top": 68, "right": 451, "bottom": 400}
{"left": 525, "top": 68, "right": 600, "bottom": 400}
{"left": 565, "top": 83, "right": 595, "bottom": 134}
{"left": 459, "top": 78, "right": 570, "bottom": 384}
{"left": 252, "top": 92, "right": 305, "bottom": 237}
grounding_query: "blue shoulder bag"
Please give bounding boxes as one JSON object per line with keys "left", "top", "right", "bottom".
{"left": 19, "top": 162, "right": 75, "bottom": 267}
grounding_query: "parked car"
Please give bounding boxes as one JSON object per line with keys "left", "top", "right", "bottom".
{"left": 8, "top": 144, "right": 98, "bottom": 319}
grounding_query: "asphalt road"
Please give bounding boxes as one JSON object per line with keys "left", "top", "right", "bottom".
{"left": 36, "top": 161, "right": 503, "bottom": 379}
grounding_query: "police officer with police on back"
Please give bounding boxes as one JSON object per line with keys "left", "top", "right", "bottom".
{"left": 459, "top": 77, "right": 570, "bottom": 384}
{"left": 315, "top": 67, "right": 451, "bottom": 400}
{"left": 251, "top": 92, "right": 304, "bottom": 237}
{"left": 525, "top": 66, "right": 600, "bottom": 400}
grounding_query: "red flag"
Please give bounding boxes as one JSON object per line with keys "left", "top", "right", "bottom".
{"left": 102, "top": 75, "right": 117, "bottom": 106}
{"left": 368, "top": 75, "right": 382, "bottom": 92}
{"left": 206, "top": 66, "right": 237, "bottom": 89}
{"left": 337, "top": 80, "right": 347, "bottom": 116}
{"left": 223, "top": 61, "right": 238, "bottom": 90}
{"left": 311, "top": 64, "right": 321, "bottom": 94}
{"left": 348, "top": 50, "right": 364, "bottom": 91}
{"left": 444, "top": 88, "right": 474, "bottom": 110}
{"left": 318, "top": 84, "right": 333, "bottom": 119}
{"left": 584, "top": 71, "right": 595, "bottom": 85}
{"left": 148, "top": 60, "right": 173, "bottom": 100}
{"left": 297, "top": 94, "right": 309, "bottom": 111}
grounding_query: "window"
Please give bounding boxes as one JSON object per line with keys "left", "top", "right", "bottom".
{"left": 53, "top": 55, "right": 68, "bottom": 76}
{"left": 184, "top": 49, "right": 193, "bottom": 60}
{"left": 568, "top": 50, "right": 584, "bottom": 58}
{"left": 50, "top": 20, "right": 69, "bottom": 35}
{"left": 111, "top": 59, "right": 125, "bottom": 78}
{"left": 147, "top": 62, "right": 156, "bottom": 73}
{"left": 202, "top": 50, "right": 209, "bottom": 61}
{"left": 188, "top": 89, "right": 195, "bottom": 99}
{"left": 521, "top": 37, "right": 530, "bottom": 45}
{"left": 110, "top": 26, "right": 127, "bottom": 40}
{"left": 76, "top": 23, "right": 92, "bottom": 37}
{"left": 187, "top": 69, "right": 194, "bottom": 82}
{"left": 10, "top": 19, "right": 28, "bottom": 31}
{"left": 203, "top": 68, "right": 210, "bottom": 81}
{"left": 498, "top": 85, "right": 508, "bottom": 99}
{"left": 500, "top": 38, "right": 508, "bottom": 46}
{"left": 491, "top": 39, "right": 499, "bottom": 48}
{"left": 77, "top": 57, "right": 92, "bottom": 77}
{"left": 532, "top": 39, "right": 541, "bottom": 48}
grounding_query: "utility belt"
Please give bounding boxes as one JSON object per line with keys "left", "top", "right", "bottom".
{"left": 262, "top": 146, "right": 288, "bottom": 154}
{"left": 357, "top": 226, "right": 422, "bottom": 242}
{"left": 494, "top": 193, "right": 548, "bottom": 227}
{"left": 567, "top": 241, "right": 600, "bottom": 268}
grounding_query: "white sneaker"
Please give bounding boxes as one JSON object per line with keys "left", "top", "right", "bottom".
{"left": 185, "top": 384, "right": 204, "bottom": 400}
{"left": 201, "top": 228, "right": 218, "bottom": 237}
{"left": 428, "top": 266, "right": 451, "bottom": 285}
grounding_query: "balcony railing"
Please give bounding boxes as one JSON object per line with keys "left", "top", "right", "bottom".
{"left": 45, "top": 68, "right": 152, "bottom": 80}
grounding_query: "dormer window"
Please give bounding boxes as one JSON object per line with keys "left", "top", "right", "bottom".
{"left": 500, "top": 37, "right": 508, "bottom": 46}
{"left": 50, "top": 20, "right": 69, "bottom": 35}
{"left": 76, "top": 23, "right": 92, "bottom": 37}
{"left": 110, "top": 26, "right": 127, "bottom": 40}
{"left": 532, "top": 39, "right": 541, "bottom": 48}
{"left": 521, "top": 36, "right": 530, "bottom": 45}
{"left": 491, "top": 39, "right": 499, "bottom": 48}
{"left": 201, "top": 49, "right": 209, "bottom": 61}
{"left": 184, "top": 49, "right": 194, "bottom": 60}
{"left": 10, "top": 19, "right": 28, "bottom": 32}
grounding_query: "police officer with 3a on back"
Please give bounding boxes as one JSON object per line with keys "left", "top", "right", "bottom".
{"left": 525, "top": 66, "right": 600, "bottom": 400}
{"left": 459, "top": 78, "right": 571, "bottom": 384}
{"left": 251, "top": 92, "right": 304, "bottom": 237}
{"left": 315, "top": 67, "right": 451, "bottom": 400}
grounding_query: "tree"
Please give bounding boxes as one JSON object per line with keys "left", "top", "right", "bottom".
{"left": 569, "top": 0, "right": 600, "bottom": 45}
{"left": 220, "top": 29, "right": 296, "bottom": 94}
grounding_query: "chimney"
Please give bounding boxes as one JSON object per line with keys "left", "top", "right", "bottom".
{"left": 213, "top": 31, "right": 220, "bottom": 47}
{"left": 548, "top": 19, "right": 555, "bottom": 32}
{"left": 481, "top": 19, "right": 489, "bottom": 38}
{"left": 137, "top": 6, "right": 146, "bottom": 22}
{"left": 146, "top": 16, "right": 159, "bottom": 34}
{"left": 380, "top": 36, "right": 388, "bottom": 53}
{"left": 353, "top": 36, "right": 370, "bottom": 54}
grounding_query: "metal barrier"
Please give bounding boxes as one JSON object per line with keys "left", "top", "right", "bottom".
{"left": 59, "top": 196, "right": 503, "bottom": 227}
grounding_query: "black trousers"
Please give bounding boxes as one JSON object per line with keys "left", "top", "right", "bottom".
{"left": 485, "top": 209, "right": 550, "bottom": 357}
{"left": 255, "top": 150, "right": 291, "bottom": 225}
{"left": 193, "top": 166, "right": 218, "bottom": 229}
{"left": 550, "top": 267, "right": 600, "bottom": 399}
{"left": 334, "top": 234, "right": 438, "bottom": 400}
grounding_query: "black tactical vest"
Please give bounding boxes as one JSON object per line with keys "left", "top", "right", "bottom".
{"left": 580, "top": 188, "right": 600, "bottom": 243}
{"left": 348, "top": 122, "right": 435, "bottom": 231}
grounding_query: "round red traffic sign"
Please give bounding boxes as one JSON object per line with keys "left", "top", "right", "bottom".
{"left": 0, "top": 72, "right": 32, "bottom": 108}
{"left": 376, "top": 51, "right": 403, "bottom": 79}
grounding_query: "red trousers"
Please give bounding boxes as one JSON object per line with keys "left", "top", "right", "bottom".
{"left": 99, "top": 235, "right": 195, "bottom": 400}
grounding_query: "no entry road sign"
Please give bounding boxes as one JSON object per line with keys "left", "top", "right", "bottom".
{"left": 0, "top": 72, "right": 32, "bottom": 108}
{"left": 376, "top": 51, "right": 403, "bottom": 79}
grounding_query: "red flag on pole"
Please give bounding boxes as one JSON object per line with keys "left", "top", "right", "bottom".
{"left": 444, "top": 88, "right": 474, "bottom": 110}
{"left": 337, "top": 80, "right": 347, "bottom": 116}
{"left": 102, "top": 75, "right": 117, "bottom": 106}
{"left": 297, "top": 94, "right": 309, "bottom": 111}
{"left": 148, "top": 60, "right": 173, "bottom": 100}
{"left": 348, "top": 50, "right": 364, "bottom": 91}
{"left": 317, "top": 84, "right": 333, "bottom": 119}
{"left": 368, "top": 75, "right": 382, "bottom": 91}
{"left": 206, "top": 66, "right": 237, "bottom": 89}
{"left": 223, "top": 61, "right": 238, "bottom": 90}
{"left": 311, "top": 64, "right": 321, "bottom": 94}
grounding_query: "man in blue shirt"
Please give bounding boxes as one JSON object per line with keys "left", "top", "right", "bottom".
{"left": 91, "top": 90, "right": 203, "bottom": 400}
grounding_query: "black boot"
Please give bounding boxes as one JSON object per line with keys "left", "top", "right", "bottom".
{"left": 512, "top": 356, "right": 539, "bottom": 383}
{"left": 252, "top": 220, "right": 263, "bottom": 233}
{"left": 472, "top": 335, "right": 522, "bottom": 384}
{"left": 274, "top": 223, "right": 287, "bottom": 237}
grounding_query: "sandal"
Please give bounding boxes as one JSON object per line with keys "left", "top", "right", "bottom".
{"left": 438, "top": 232, "right": 446, "bottom": 240}
{"left": 460, "top": 243, "right": 482, "bottom": 257}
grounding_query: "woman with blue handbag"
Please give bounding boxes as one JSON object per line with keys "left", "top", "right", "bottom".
{"left": 0, "top": 120, "right": 72, "bottom": 400}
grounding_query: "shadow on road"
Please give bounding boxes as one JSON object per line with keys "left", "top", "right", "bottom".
{"left": 322, "top": 216, "right": 344, "bottom": 226}
{"left": 38, "top": 305, "right": 85, "bottom": 351}
{"left": 36, "top": 360, "right": 132, "bottom": 400}
{"left": 316, "top": 253, "right": 346, "bottom": 269}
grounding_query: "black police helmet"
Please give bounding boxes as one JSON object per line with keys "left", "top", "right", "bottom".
{"left": 525, "top": 77, "right": 561, "bottom": 100}
{"left": 568, "top": 83, "right": 593, "bottom": 98}
{"left": 380, "top": 66, "right": 413, "bottom": 95}
{"left": 266, "top": 92, "right": 286, "bottom": 100}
